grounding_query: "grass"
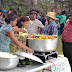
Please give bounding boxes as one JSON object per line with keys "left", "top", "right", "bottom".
{"left": 10, "top": 35, "right": 63, "bottom": 55}
{"left": 56, "top": 35, "right": 63, "bottom": 54}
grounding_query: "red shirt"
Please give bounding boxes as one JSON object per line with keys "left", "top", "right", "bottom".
{"left": 62, "top": 21, "right": 72, "bottom": 43}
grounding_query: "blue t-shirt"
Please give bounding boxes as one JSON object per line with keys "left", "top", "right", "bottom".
{"left": 0, "top": 24, "right": 13, "bottom": 52}
{"left": 37, "top": 15, "right": 41, "bottom": 19}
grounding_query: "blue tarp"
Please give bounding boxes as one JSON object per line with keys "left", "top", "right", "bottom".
{"left": 2, "top": 10, "right": 8, "bottom": 14}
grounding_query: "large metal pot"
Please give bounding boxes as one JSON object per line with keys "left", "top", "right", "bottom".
{"left": 0, "top": 56, "right": 19, "bottom": 70}
{"left": 28, "top": 37, "right": 58, "bottom": 52}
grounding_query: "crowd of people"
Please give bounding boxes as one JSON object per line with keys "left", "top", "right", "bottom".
{"left": 0, "top": 8, "right": 72, "bottom": 71}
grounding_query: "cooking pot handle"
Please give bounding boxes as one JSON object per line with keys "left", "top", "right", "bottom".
{"left": 27, "top": 38, "right": 34, "bottom": 40}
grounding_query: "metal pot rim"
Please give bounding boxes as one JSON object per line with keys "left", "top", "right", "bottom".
{"left": 27, "top": 37, "right": 58, "bottom": 40}
{"left": 0, "top": 57, "right": 19, "bottom": 59}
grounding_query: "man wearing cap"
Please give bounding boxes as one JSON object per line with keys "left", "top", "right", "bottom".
{"left": 42, "top": 12, "right": 58, "bottom": 36}
{"left": 26, "top": 9, "right": 44, "bottom": 35}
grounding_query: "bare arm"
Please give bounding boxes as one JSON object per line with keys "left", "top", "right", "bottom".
{"left": 6, "top": 31, "right": 34, "bottom": 53}
{"left": 13, "top": 26, "right": 20, "bottom": 31}
{"left": 13, "top": 26, "right": 27, "bottom": 33}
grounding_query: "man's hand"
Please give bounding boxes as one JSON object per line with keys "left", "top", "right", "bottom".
{"left": 38, "top": 27, "right": 42, "bottom": 34}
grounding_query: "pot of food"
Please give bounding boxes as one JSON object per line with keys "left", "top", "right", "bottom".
{"left": 27, "top": 35, "right": 58, "bottom": 52}
{"left": 0, "top": 52, "right": 19, "bottom": 70}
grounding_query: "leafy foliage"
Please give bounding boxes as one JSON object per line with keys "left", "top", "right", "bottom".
{"left": 1, "top": 0, "right": 54, "bottom": 16}
{"left": 1, "top": 0, "right": 72, "bottom": 16}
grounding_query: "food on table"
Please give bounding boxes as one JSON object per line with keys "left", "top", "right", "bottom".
{"left": 0, "top": 52, "right": 17, "bottom": 58}
{"left": 28, "top": 34, "right": 57, "bottom": 39}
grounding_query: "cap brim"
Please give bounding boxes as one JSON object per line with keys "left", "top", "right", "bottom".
{"left": 31, "top": 11, "right": 37, "bottom": 14}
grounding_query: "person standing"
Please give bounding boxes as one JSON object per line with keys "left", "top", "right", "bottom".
{"left": 41, "top": 15, "right": 46, "bottom": 26}
{"left": 51, "top": 8, "right": 55, "bottom": 12}
{"left": 56, "top": 11, "right": 66, "bottom": 34}
{"left": 51, "top": 8, "right": 56, "bottom": 17}
{"left": 26, "top": 9, "right": 44, "bottom": 35}
{"left": 42, "top": 12, "right": 58, "bottom": 36}
{"left": 62, "top": 13, "right": 72, "bottom": 71}
{"left": 13, "top": 16, "right": 29, "bottom": 52}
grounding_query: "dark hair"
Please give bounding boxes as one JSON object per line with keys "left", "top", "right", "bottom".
{"left": 5, "top": 13, "right": 17, "bottom": 24}
{"left": 12, "top": 10, "right": 18, "bottom": 16}
{"left": 41, "top": 15, "right": 44, "bottom": 17}
{"left": 30, "top": 9, "right": 36, "bottom": 14}
{"left": 16, "top": 16, "right": 29, "bottom": 28}
{"left": 61, "top": 11, "right": 66, "bottom": 15}
{"left": 51, "top": 8, "right": 55, "bottom": 11}
{"left": 36, "top": 10, "right": 40, "bottom": 13}
{"left": 3, "top": 15, "right": 5, "bottom": 18}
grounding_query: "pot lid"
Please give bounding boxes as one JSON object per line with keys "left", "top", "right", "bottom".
{"left": 14, "top": 51, "right": 44, "bottom": 64}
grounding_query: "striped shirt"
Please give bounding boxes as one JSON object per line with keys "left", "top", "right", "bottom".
{"left": 42, "top": 21, "right": 58, "bottom": 35}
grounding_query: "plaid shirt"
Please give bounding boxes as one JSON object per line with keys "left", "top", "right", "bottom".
{"left": 42, "top": 21, "right": 58, "bottom": 35}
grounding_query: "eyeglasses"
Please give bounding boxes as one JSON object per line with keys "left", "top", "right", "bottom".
{"left": 47, "top": 17, "right": 51, "bottom": 19}
{"left": 48, "top": 17, "right": 51, "bottom": 18}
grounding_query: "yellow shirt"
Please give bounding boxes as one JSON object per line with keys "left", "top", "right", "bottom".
{"left": 14, "top": 28, "right": 28, "bottom": 52}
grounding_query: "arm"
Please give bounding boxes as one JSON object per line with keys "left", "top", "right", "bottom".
{"left": 38, "top": 20, "right": 44, "bottom": 28}
{"left": 13, "top": 26, "right": 20, "bottom": 31}
{"left": 56, "top": 15, "right": 61, "bottom": 18}
{"left": 13, "top": 26, "right": 27, "bottom": 33}
{"left": 7, "top": 31, "right": 34, "bottom": 53}
{"left": 37, "top": 21, "right": 44, "bottom": 33}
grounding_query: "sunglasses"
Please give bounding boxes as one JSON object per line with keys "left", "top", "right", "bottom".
{"left": 30, "top": 13, "right": 37, "bottom": 15}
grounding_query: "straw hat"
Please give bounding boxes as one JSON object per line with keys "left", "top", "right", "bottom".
{"left": 46, "top": 12, "right": 56, "bottom": 20}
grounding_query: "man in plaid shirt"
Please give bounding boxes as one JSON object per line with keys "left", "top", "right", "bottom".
{"left": 42, "top": 12, "right": 58, "bottom": 36}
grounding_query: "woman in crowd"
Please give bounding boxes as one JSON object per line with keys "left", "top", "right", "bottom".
{"left": 0, "top": 13, "right": 34, "bottom": 53}
{"left": 62, "top": 13, "right": 72, "bottom": 71}
{"left": 13, "top": 16, "right": 29, "bottom": 52}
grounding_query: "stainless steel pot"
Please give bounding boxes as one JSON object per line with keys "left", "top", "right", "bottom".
{"left": 28, "top": 37, "right": 58, "bottom": 52}
{"left": 0, "top": 57, "right": 19, "bottom": 70}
